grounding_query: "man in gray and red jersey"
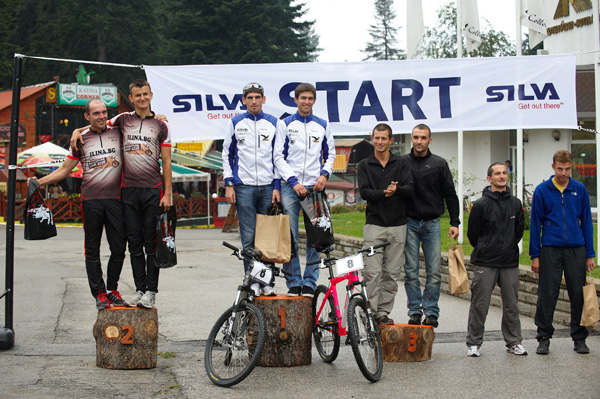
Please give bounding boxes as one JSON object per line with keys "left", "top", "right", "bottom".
{"left": 35, "top": 99, "right": 126, "bottom": 309}
{"left": 107, "top": 78, "right": 172, "bottom": 309}
{"left": 72, "top": 78, "right": 172, "bottom": 309}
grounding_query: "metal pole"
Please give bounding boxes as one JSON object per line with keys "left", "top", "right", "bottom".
{"left": 1, "top": 53, "right": 23, "bottom": 350}
{"left": 516, "top": 0, "right": 525, "bottom": 254}
{"left": 593, "top": 0, "right": 600, "bottom": 266}
{"left": 457, "top": 1, "right": 464, "bottom": 244}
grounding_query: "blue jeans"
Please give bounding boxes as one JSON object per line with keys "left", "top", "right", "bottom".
{"left": 403, "top": 218, "right": 442, "bottom": 318}
{"left": 234, "top": 185, "right": 273, "bottom": 273}
{"left": 280, "top": 182, "right": 319, "bottom": 289}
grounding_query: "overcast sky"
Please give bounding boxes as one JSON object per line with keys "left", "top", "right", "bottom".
{"left": 300, "top": 0, "right": 518, "bottom": 62}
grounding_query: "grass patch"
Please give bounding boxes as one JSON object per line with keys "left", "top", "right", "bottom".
{"left": 158, "top": 352, "right": 176, "bottom": 359}
{"left": 329, "top": 209, "right": 600, "bottom": 278}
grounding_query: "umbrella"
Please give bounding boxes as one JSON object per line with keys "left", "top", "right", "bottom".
{"left": 17, "top": 142, "right": 82, "bottom": 177}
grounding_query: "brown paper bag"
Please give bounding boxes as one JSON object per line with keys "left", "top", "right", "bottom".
{"left": 254, "top": 213, "right": 291, "bottom": 263}
{"left": 580, "top": 276, "right": 599, "bottom": 328}
{"left": 448, "top": 244, "right": 469, "bottom": 295}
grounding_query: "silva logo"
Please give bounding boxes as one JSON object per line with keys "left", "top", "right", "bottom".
{"left": 486, "top": 83, "right": 559, "bottom": 102}
{"left": 260, "top": 134, "right": 270, "bottom": 141}
{"left": 311, "top": 136, "right": 320, "bottom": 143}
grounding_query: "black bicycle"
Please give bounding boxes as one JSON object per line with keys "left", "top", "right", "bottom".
{"left": 204, "top": 241, "right": 289, "bottom": 387}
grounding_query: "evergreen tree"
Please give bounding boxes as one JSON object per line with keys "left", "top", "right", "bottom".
{"left": 362, "top": 0, "right": 404, "bottom": 61}
{"left": 423, "top": 2, "right": 515, "bottom": 59}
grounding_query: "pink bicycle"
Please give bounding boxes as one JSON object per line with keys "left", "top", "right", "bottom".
{"left": 309, "top": 242, "right": 389, "bottom": 382}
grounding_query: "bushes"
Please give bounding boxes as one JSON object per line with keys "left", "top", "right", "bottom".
{"left": 330, "top": 203, "right": 366, "bottom": 214}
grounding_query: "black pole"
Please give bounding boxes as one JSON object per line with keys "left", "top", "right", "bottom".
{"left": 0, "top": 53, "right": 23, "bottom": 350}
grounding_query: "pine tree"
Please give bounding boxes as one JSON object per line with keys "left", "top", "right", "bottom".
{"left": 362, "top": 0, "right": 404, "bottom": 61}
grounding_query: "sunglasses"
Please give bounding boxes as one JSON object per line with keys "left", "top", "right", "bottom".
{"left": 243, "top": 83, "right": 264, "bottom": 95}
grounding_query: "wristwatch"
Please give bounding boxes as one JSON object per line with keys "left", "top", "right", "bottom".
{"left": 225, "top": 181, "right": 234, "bottom": 187}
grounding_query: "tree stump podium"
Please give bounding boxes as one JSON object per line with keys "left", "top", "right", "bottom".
{"left": 378, "top": 324, "right": 435, "bottom": 362}
{"left": 254, "top": 295, "right": 312, "bottom": 367}
{"left": 92, "top": 306, "right": 158, "bottom": 369}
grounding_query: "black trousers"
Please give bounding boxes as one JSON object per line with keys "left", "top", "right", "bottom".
{"left": 535, "top": 245, "right": 588, "bottom": 341}
{"left": 122, "top": 187, "right": 162, "bottom": 293}
{"left": 81, "top": 199, "right": 126, "bottom": 297}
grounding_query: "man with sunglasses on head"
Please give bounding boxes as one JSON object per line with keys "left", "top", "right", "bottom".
{"left": 273, "top": 83, "right": 336, "bottom": 298}
{"left": 222, "top": 82, "right": 282, "bottom": 297}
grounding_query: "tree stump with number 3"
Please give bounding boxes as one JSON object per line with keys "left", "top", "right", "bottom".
{"left": 378, "top": 324, "right": 435, "bottom": 362}
{"left": 93, "top": 307, "right": 158, "bottom": 369}
{"left": 254, "top": 295, "right": 312, "bottom": 367}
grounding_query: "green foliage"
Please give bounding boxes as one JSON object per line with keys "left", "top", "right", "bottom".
{"left": 330, "top": 203, "right": 366, "bottom": 214}
{"left": 0, "top": 0, "right": 319, "bottom": 91}
{"left": 423, "top": 1, "right": 516, "bottom": 59}
{"left": 362, "top": 0, "right": 405, "bottom": 61}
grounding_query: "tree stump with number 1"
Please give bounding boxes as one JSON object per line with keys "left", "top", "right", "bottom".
{"left": 93, "top": 306, "right": 158, "bottom": 369}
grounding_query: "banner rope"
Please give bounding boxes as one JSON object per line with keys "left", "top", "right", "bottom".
{"left": 15, "top": 53, "right": 142, "bottom": 69}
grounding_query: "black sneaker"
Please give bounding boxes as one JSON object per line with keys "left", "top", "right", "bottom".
{"left": 96, "top": 290, "right": 110, "bottom": 310}
{"left": 376, "top": 315, "right": 394, "bottom": 325}
{"left": 536, "top": 338, "right": 550, "bottom": 355}
{"left": 287, "top": 286, "right": 301, "bottom": 297}
{"left": 107, "top": 290, "right": 125, "bottom": 306}
{"left": 573, "top": 339, "right": 589, "bottom": 354}
{"left": 408, "top": 313, "right": 422, "bottom": 325}
{"left": 423, "top": 314, "right": 439, "bottom": 328}
{"left": 301, "top": 286, "right": 315, "bottom": 297}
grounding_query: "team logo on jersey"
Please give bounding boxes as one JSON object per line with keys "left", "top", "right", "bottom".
{"left": 89, "top": 156, "right": 120, "bottom": 169}
{"left": 260, "top": 134, "right": 270, "bottom": 141}
{"left": 109, "top": 136, "right": 119, "bottom": 143}
{"left": 237, "top": 138, "right": 245, "bottom": 145}
{"left": 311, "top": 136, "right": 320, "bottom": 143}
{"left": 125, "top": 143, "right": 151, "bottom": 156}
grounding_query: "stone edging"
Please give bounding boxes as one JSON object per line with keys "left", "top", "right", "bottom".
{"left": 298, "top": 230, "right": 600, "bottom": 333}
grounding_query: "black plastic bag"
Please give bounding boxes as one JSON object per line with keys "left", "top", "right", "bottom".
{"left": 155, "top": 205, "right": 177, "bottom": 268}
{"left": 24, "top": 179, "right": 57, "bottom": 240}
{"left": 300, "top": 190, "right": 334, "bottom": 252}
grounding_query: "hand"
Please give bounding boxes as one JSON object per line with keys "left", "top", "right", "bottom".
{"left": 70, "top": 127, "right": 85, "bottom": 150}
{"left": 159, "top": 194, "right": 171, "bottom": 211}
{"left": 531, "top": 257, "right": 540, "bottom": 274}
{"left": 448, "top": 226, "right": 459, "bottom": 239}
{"left": 314, "top": 175, "right": 327, "bottom": 192}
{"left": 27, "top": 177, "right": 41, "bottom": 187}
{"left": 384, "top": 181, "right": 398, "bottom": 197}
{"left": 293, "top": 184, "right": 308, "bottom": 197}
{"left": 272, "top": 190, "right": 281, "bottom": 203}
{"left": 225, "top": 186, "right": 236, "bottom": 204}
{"left": 155, "top": 114, "right": 169, "bottom": 122}
{"left": 586, "top": 257, "right": 595, "bottom": 272}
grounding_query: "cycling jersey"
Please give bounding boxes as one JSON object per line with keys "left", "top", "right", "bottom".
{"left": 69, "top": 126, "right": 123, "bottom": 200}
{"left": 222, "top": 111, "right": 281, "bottom": 188}
{"left": 108, "top": 111, "right": 170, "bottom": 188}
{"left": 274, "top": 111, "right": 336, "bottom": 187}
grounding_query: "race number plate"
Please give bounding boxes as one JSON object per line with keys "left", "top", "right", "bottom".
{"left": 335, "top": 254, "right": 364, "bottom": 277}
{"left": 250, "top": 261, "right": 273, "bottom": 285}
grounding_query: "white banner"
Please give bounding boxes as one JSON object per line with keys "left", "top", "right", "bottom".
{"left": 521, "top": 0, "right": 548, "bottom": 48}
{"left": 144, "top": 54, "right": 577, "bottom": 142}
{"left": 407, "top": 0, "right": 426, "bottom": 60}
{"left": 461, "top": 0, "right": 482, "bottom": 52}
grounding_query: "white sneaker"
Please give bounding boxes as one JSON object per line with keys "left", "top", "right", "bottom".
{"left": 250, "top": 283, "right": 261, "bottom": 297}
{"left": 467, "top": 346, "right": 481, "bottom": 357}
{"left": 262, "top": 285, "right": 276, "bottom": 296}
{"left": 138, "top": 291, "right": 156, "bottom": 309}
{"left": 507, "top": 344, "right": 528, "bottom": 355}
{"left": 125, "top": 290, "right": 144, "bottom": 307}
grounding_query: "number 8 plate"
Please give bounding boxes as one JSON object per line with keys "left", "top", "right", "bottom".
{"left": 250, "top": 261, "right": 273, "bottom": 285}
{"left": 335, "top": 254, "right": 364, "bottom": 276}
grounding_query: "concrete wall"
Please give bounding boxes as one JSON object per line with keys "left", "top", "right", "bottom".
{"left": 299, "top": 230, "right": 600, "bottom": 333}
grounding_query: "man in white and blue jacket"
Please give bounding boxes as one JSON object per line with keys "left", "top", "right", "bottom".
{"left": 273, "top": 83, "right": 336, "bottom": 297}
{"left": 529, "top": 150, "right": 595, "bottom": 355}
{"left": 222, "top": 83, "right": 282, "bottom": 296}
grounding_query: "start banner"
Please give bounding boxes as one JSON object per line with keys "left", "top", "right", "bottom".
{"left": 144, "top": 54, "right": 576, "bottom": 142}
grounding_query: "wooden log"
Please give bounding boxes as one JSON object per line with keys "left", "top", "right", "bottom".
{"left": 254, "top": 294, "right": 312, "bottom": 367}
{"left": 378, "top": 324, "right": 435, "bottom": 362}
{"left": 92, "top": 306, "right": 158, "bottom": 369}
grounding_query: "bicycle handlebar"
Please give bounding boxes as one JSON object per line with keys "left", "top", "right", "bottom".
{"left": 222, "top": 241, "right": 238, "bottom": 251}
{"left": 222, "top": 241, "right": 292, "bottom": 277}
{"left": 306, "top": 242, "right": 391, "bottom": 267}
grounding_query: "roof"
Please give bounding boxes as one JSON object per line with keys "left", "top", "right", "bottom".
{"left": 160, "top": 161, "right": 211, "bottom": 182}
{"left": 171, "top": 149, "right": 223, "bottom": 170}
{"left": 0, "top": 82, "right": 55, "bottom": 112}
{"left": 335, "top": 138, "right": 368, "bottom": 148}
{"left": 0, "top": 169, "right": 27, "bottom": 182}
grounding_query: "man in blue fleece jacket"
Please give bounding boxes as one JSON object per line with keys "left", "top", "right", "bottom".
{"left": 529, "top": 150, "right": 595, "bottom": 355}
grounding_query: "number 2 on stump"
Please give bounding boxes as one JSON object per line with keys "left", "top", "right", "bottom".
{"left": 121, "top": 325, "right": 134, "bottom": 345}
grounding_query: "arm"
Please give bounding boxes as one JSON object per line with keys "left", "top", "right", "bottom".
{"left": 222, "top": 121, "right": 236, "bottom": 204}
{"left": 441, "top": 162, "right": 460, "bottom": 227}
{"left": 160, "top": 146, "right": 172, "bottom": 210}
{"left": 69, "top": 126, "right": 89, "bottom": 150}
{"left": 528, "top": 187, "right": 544, "bottom": 259}
{"left": 35, "top": 158, "right": 79, "bottom": 187}
{"left": 515, "top": 198, "right": 525, "bottom": 244}
{"left": 580, "top": 187, "right": 596, "bottom": 260}
{"left": 357, "top": 161, "right": 385, "bottom": 202}
{"left": 466, "top": 201, "right": 482, "bottom": 247}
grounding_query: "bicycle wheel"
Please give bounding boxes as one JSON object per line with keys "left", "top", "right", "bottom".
{"left": 312, "top": 285, "right": 340, "bottom": 363}
{"left": 347, "top": 295, "right": 383, "bottom": 382}
{"left": 204, "top": 303, "right": 266, "bottom": 387}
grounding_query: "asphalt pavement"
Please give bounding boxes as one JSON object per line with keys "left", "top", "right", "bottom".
{"left": 0, "top": 225, "right": 599, "bottom": 398}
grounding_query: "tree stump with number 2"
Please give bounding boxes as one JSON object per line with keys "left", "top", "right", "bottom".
{"left": 254, "top": 295, "right": 312, "bottom": 367}
{"left": 93, "top": 306, "right": 158, "bottom": 369}
{"left": 378, "top": 324, "right": 435, "bottom": 362}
